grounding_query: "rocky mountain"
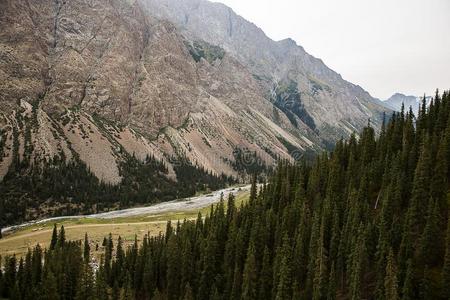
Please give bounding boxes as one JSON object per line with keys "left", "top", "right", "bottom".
{"left": 142, "top": 0, "right": 388, "bottom": 141}
{"left": 384, "top": 93, "right": 432, "bottom": 115}
{"left": 0, "top": 0, "right": 388, "bottom": 186}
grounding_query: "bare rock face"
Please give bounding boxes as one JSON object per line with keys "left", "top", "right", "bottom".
{"left": 0, "top": 0, "right": 388, "bottom": 184}
{"left": 142, "top": 0, "right": 388, "bottom": 136}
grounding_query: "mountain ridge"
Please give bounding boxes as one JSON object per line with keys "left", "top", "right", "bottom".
{"left": 0, "top": 0, "right": 388, "bottom": 187}
{"left": 141, "top": 0, "right": 387, "bottom": 138}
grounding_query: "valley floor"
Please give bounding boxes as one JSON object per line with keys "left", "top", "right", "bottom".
{"left": 0, "top": 185, "right": 250, "bottom": 256}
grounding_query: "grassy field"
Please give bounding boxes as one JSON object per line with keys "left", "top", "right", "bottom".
{"left": 0, "top": 190, "right": 249, "bottom": 257}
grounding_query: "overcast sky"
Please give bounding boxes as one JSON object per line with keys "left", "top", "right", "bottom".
{"left": 213, "top": 0, "right": 450, "bottom": 100}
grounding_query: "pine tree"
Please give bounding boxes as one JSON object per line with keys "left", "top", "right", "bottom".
{"left": 327, "top": 263, "right": 336, "bottom": 300}
{"left": 50, "top": 224, "right": 58, "bottom": 250}
{"left": 3, "top": 255, "right": 16, "bottom": 298}
{"left": 242, "top": 244, "right": 258, "bottom": 300}
{"left": 384, "top": 249, "right": 399, "bottom": 300}
{"left": 75, "top": 263, "right": 95, "bottom": 300}
{"left": 409, "top": 139, "right": 432, "bottom": 236}
{"left": 313, "top": 220, "right": 329, "bottom": 300}
{"left": 166, "top": 234, "right": 181, "bottom": 300}
{"left": 105, "top": 233, "right": 113, "bottom": 283}
{"left": 31, "top": 244, "right": 42, "bottom": 286}
{"left": 430, "top": 136, "right": 448, "bottom": 213}
{"left": 42, "top": 270, "right": 59, "bottom": 300}
{"left": 419, "top": 199, "right": 441, "bottom": 266}
{"left": 198, "top": 239, "right": 218, "bottom": 300}
{"left": 84, "top": 233, "right": 90, "bottom": 263}
{"left": 57, "top": 225, "right": 66, "bottom": 247}
{"left": 442, "top": 215, "right": 450, "bottom": 299}
{"left": 349, "top": 225, "right": 366, "bottom": 300}
{"left": 114, "top": 236, "right": 125, "bottom": 286}
{"left": 121, "top": 275, "right": 134, "bottom": 300}
{"left": 258, "top": 247, "right": 272, "bottom": 300}
{"left": 96, "top": 263, "right": 109, "bottom": 300}
{"left": 401, "top": 259, "right": 414, "bottom": 300}
{"left": 275, "top": 235, "right": 292, "bottom": 300}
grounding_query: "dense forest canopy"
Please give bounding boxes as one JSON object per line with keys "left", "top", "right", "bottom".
{"left": 1, "top": 90, "right": 450, "bottom": 299}
{"left": 0, "top": 150, "right": 236, "bottom": 227}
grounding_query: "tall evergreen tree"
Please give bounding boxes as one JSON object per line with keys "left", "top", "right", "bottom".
{"left": 41, "top": 270, "right": 59, "bottom": 300}
{"left": 442, "top": 215, "right": 450, "bottom": 299}
{"left": 384, "top": 249, "right": 399, "bottom": 300}
{"left": 50, "top": 224, "right": 58, "bottom": 250}
{"left": 242, "top": 244, "right": 258, "bottom": 300}
{"left": 57, "top": 225, "right": 66, "bottom": 248}
{"left": 275, "top": 235, "right": 292, "bottom": 300}
{"left": 84, "top": 233, "right": 90, "bottom": 263}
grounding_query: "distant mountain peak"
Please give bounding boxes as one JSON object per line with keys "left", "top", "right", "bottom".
{"left": 384, "top": 93, "right": 432, "bottom": 114}
{"left": 278, "top": 38, "right": 297, "bottom": 46}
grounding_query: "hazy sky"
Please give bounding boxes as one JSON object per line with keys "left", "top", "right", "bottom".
{"left": 214, "top": 0, "right": 450, "bottom": 99}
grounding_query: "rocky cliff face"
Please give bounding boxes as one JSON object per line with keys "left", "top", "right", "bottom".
{"left": 142, "top": 0, "right": 388, "bottom": 139}
{"left": 0, "top": 0, "right": 388, "bottom": 184}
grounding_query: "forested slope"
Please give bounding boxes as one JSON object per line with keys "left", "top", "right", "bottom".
{"left": 1, "top": 90, "right": 449, "bottom": 299}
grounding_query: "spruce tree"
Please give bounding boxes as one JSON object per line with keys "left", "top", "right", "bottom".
{"left": 384, "top": 249, "right": 399, "bottom": 300}
{"left": 419, "top": 199, "right": 441, "bottom": 266}
{"left": 96, "top": 263, "right": 109, "bottom": 300}
{"left": 349, "top": 225, "right": 366, "bottom": 300}
{"left": 166, "top": 234, "right": 181, "bottom": 300}
{"left": 3, "top": 255, "right": 16, "bottom": 298}
{"left": 401, "top": 259, "right": 414, "bottom": 300}
{"left": 41, "top": 270, "right": 59, "bottom": 300}
{"left": 313, "top": 220, "right": 329, "bottom": 300}
{"left": 258, "top": 247, "right": 272, "bottom": 300}
{"left": 57, "top": 225, "right": 66, "bottom": 247}
{"left": 122, "top": 275, "right": 134, "bottom": 300}
{"left": 275, "top": 235, "right": 292, "bottom": 300}
{"left": 409, "top": 139, "right": 432, "bottom": 236}
{"left": 84, "top": 233, "right": 90, "bottom": 263}
{"left": 75, "top": 263, "right": 95, "bottom": 300}
{"left": 242, "top": 244, "right": 258, "bottom": 300}
{"left": 442, "top": 215, "right": 450, "bottom": 299}
{"left": 50, "top": 224, "right": 58, "bottom": 250}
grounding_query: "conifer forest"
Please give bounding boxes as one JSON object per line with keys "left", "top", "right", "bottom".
{"left": 1, "top": 91, "right": 450, "bottom": 299}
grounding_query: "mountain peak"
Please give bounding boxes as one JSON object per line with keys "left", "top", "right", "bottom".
{"left": 0, "top": 0, "right": 388, "bottom": 188}
{"left": 278, "top": 38, "right": 297, "bottom": 46}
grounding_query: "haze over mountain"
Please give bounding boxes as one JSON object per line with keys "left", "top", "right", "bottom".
{"left": 213, "top": 0, "right": 450, "bottom": 100}
{"left": 0, "top": 0, "right": 387, "bottom": 185}
{"left": 384, "top": 93, "right": 433, "bottom": 115}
